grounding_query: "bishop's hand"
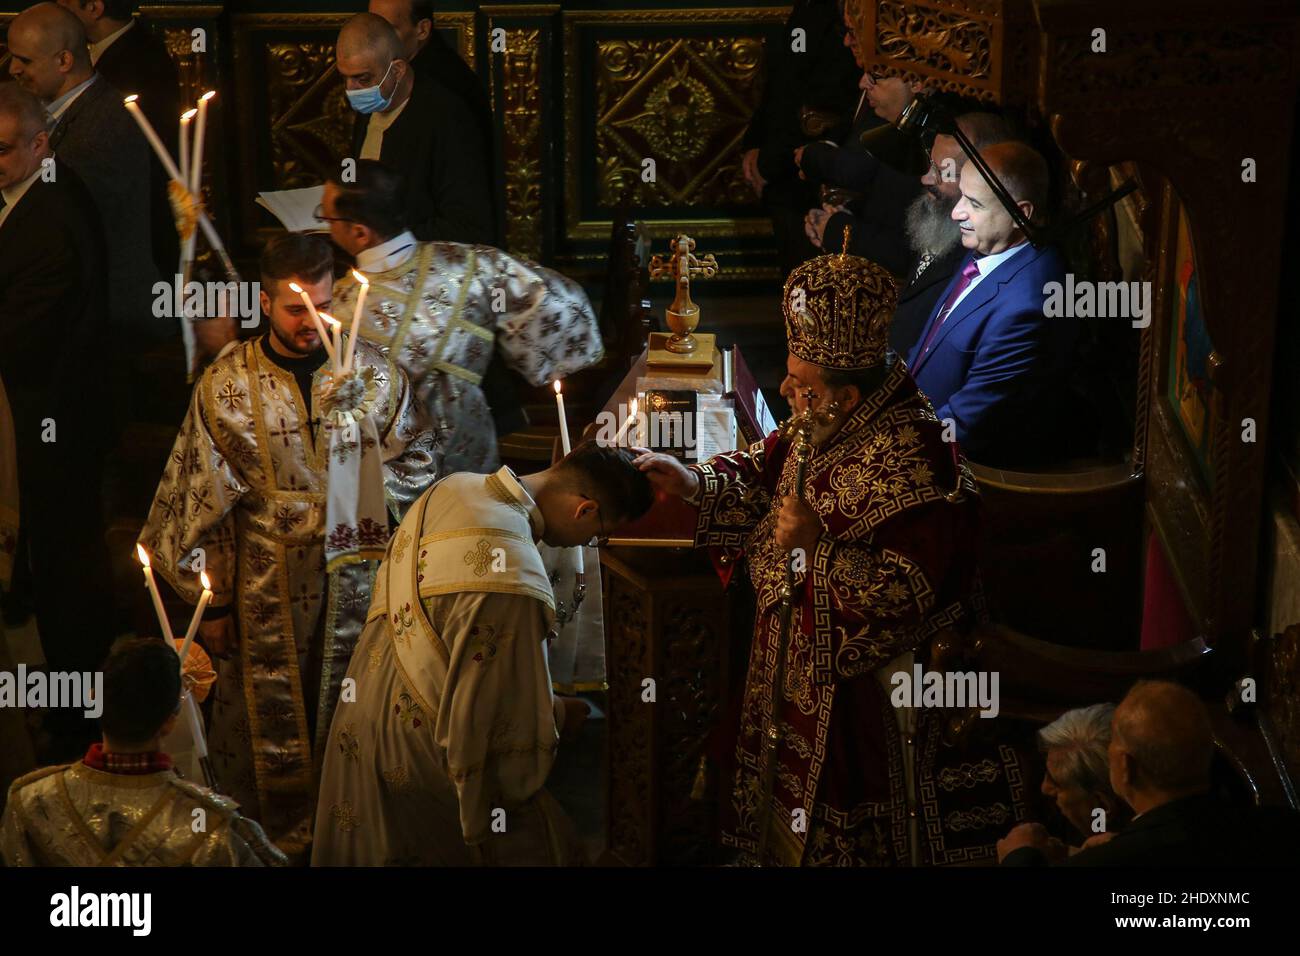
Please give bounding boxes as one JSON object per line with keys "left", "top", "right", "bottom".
{"left": 633, "top": 449, "right": 700, "bottom": 500}
{"left": 774, "top": 495, "right": 822, "bottom": 558}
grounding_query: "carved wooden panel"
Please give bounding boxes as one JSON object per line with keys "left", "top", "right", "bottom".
{"left": 854, "top": 0, "right": 1038, "bottom": 106}
{"left": 561, "top": 8, "right": 788, "bottom": 280}
{"left": 602, "top": 547, "right": 736, "bottom": 865}
{"left": 1260, "top": 625, "right": 1300, "bottom": 786}
{"left": 1035, "top": 2, "right": 1300, "bottom": 671}
{"left": 486, "top": 6, "right": 552, "bottom": 264}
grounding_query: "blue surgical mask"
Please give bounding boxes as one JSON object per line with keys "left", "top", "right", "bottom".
{"left": 346, "top": 60, "right": 396, "bottom": 115}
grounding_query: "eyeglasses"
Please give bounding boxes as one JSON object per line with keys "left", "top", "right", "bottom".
{"left": 314, "top": 204, "right": 353, "bottom": 224}
{"left": 584, "top": 495, "right": 611, "bottom": 547}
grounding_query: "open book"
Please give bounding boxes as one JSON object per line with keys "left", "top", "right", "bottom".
{"left": 255, "top": 185, "right": 327, "bottom": 233}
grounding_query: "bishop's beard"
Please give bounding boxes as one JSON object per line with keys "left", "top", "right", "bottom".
{"left": 905, "top": 189, "right": 962, "bottom": 257}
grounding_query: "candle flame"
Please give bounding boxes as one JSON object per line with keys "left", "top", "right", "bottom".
{"left": 320, "top": 312, "right": 341, "bottom": 328}
{"left": 200, "top": 571, "right": 212, "bottom": 590}
{"left": 124, "top": 94, "right": 139, "bottom": 105}
{"left": 630, "top": 397, "right": 638, "bottom": 415}
{"left": 553, "top": 380, "right": 562, "bottom": 394}
{"left": 136, "top": 543, "right": 150, "bottom": 567}
{"left": 289, "top": 281, "right": 304, "bottom": 294}
{"left": 200, "top": 90, "right": 216, "bottom": 103}
{"left": 351, "top": 269, "right": 369, "bottom": 286}
{"left": 182, "top": 108, "right": 198, "bottom": 122}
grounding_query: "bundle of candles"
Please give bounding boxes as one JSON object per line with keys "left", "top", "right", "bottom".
{"left": 123, "top": 90, "right": 238, "bottom": 378}
{"left": 288, "top": 270, "right": 370, "bottom": 379}
{"left": 135, "top": 544, "right": 218, "bottom": 789}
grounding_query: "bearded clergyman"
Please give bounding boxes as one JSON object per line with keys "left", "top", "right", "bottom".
{"left": 636, "top": 248, "right": 981, "bottom": 866}
{"left": 137, "top": 234, "right": 437, "bottom": 862}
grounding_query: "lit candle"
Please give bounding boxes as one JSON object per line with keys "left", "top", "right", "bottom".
{"left": 554, "top": 380, "right": 571, "bottom": 456}
{"left": 614, "top": 397, "right": 638, "bottom": 446}
{"left": 320, "top": 312, "right": 343, "bottom": 371}
{"left": 179, "top": 108, "right": 195, "bottom": 189}
{"left": 289, "top": 282, "right": 337, "bottom": 366}
{"left": 191, "top": 91, "right": 215, "bottom": 195}
{"left": 553, "top": 381, "right": 583, "bottom": 574}
{"left": 344, "top": 270, "right": 369, "bottom": 373}
{"left": 176, "top": 571, "right": 213, "bottom": 666}
{"left": 136, "top": 544, "right": 175, "bottom": 644}
{"left": 124, "top": 95, "right": 184, "bottom": 183}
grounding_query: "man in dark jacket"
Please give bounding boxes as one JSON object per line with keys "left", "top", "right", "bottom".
{"left": 740, "top": 0, "right": 860, "bottom": 276}
{"left": 57, "top": 0, "right": 180, "bottom": 280}
{"left": 0, "top": 83, "right": 116, "bottom": 754}
{"left": 1000, "top": 681, "right": 1300, "bottom": 866}
{"left": 338, "top": 12, "right": 494, "bottom": 246}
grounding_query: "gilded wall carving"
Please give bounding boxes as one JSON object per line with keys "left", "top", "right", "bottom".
{"left": 875, "top": 0, "right": 992, "bottom": 79}
{"left": 564, "top": 9, "right": 787, "bottom": 248}
{"left": 495, "top": 27, "right": 544, "bottom": 262}
{"left": 266, "top": 41, "right": 353, "bottom": 189}
{"left": 593, "top": 37, "right": 760, "bottom": 209}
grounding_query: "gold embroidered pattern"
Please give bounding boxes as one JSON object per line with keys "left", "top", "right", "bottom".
{"left": 392, "top": 529, "right": 411, "bottom": 564}
{"left": 331, "top": 801, "right": 360, "bottom": 832}
{"left": 464, "top": 538, "right": 495, "bottom": 577}
{"left": 944, "top": 803, "right": 1012, "bottom": 832}
{"left": 937, "top": 761, "right": 1001, "bottom": 791}
{"left": 393, "top": 691, "right": 424, "bottom": 730}
{"left": 337, "top": 725, "right": 360, "bottom": 761}
{"left": 381, "top": 764, "right": 410, "bottom": 791}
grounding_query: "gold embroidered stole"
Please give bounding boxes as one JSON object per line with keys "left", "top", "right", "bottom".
{"left": 233, "top": 346, "right": 324, "bottom": 856}
{"left": 375, "top": 473, "right": 556, "bottom": 719}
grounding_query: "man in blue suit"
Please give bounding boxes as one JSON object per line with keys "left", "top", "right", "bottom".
{"left": 906, "top": 141, "right": 1075, "bottom": 467}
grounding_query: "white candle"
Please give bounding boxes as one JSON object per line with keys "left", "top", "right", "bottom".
{"left": 136, "top": 544, "right": 175, "bottom": 644}
{"left": 614, "top": 397, "right": 638, "bottom": 446}
{"left": 191, "top": 91, "right": 214, "bottom": 195}
{"left": 289, "top": 282, "right": 337, "bottom": 366}
{"left": 345, "top": 270, "right": 369, "bottom": 373}
{"left": 176, "top": 571, "right": 213, "bottom": 666}
{"left": 124, "top": 96, "right": 184, "bottom": 183}
{"left": 554, "top": 380, "right": 571, "bottom": 455}
{"left": 553, "top": 381, "right": 584, "bottom": 573}
{"left": 320, "top": 312, "right": 343, "bottom": 371}
{"left": 179, "top": 108, "right": 195, "bottom": 188}
{"left": 182, "top": 691, "right": 208, "bottom": 759}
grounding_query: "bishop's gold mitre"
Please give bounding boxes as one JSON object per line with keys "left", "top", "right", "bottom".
{"left": 782, "top": 245, "right": 899, "bottom": 371}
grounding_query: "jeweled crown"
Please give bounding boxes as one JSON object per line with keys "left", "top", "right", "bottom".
{"left": 782, "top": 238, "right": 899, "bottom": 371}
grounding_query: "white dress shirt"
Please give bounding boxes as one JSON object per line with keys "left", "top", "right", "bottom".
{"left": 356, "top": 230, "right": 418, "bottom": 273}
{"left": 947, "top": 239, "right": 1029, "bottom": 314}
{"left": 47, "top": 73, "right": 99, "bottom": 123}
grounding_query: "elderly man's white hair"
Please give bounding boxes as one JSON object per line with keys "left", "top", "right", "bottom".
{"left": 0, "top": 83, "right": 53, "bottom": 139}
{"left": 1038, "top": 702, "right": 1116, "bottom": 797}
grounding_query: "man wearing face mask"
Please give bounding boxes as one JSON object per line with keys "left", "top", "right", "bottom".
{"left": 636, "top": 250, "right": 981, "bottom": 866}
{"left": 336, "top": 12, "right": 493, "bottom": 245}
{"left": 313, "top": 440, "right": 654, "bottom": 865}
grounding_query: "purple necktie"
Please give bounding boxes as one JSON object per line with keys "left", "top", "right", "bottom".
{"left": 918, "top": 258, "right": 981, "bottom": 358}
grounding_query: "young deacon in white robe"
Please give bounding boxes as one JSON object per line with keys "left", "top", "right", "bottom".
{"left": 321, "top": 160, "right": 605, "bottom": 475}
{"left": 312, "top": 440, "right": 653, "bottom": 865}
{"left": 2, "top": 638, "right": 285, "bottom": 867}
{"left": 137, "top": 235, "right": 438, "bottom": 862}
